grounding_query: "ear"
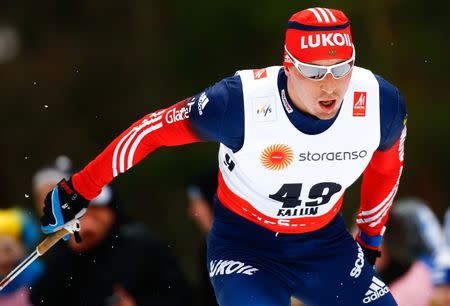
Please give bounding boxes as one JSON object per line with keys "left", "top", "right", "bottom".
{"left": 284, "top": 66, "right": 293, "bottom": 77}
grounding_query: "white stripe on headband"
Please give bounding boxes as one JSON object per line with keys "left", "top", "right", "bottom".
{"left": 307, "top": 8, "right": 323, "bottom": 23}
{"left": 324, "top": 8, "right": 337, "bottom": 22}
{"left": 316, "top": 8, "right": 330, "bottom": 23}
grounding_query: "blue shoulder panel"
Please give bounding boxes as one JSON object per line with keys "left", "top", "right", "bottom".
{"left": 375, "top": 75, "right": 407, "bottom": 151}
{"left": 189, "top": 75, "right": 245, "bottom": 151}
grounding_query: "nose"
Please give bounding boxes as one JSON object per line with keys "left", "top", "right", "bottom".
{"left": 319, "top": 73, "right": 336, "bottom": 95}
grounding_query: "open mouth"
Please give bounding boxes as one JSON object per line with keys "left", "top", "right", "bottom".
{"left": 319, "top": 99, "right": 336, "bottom": 108}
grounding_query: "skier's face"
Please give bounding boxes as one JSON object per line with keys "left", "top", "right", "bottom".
{"left": 285, "top": 58, "right": 352, "bottom": 120}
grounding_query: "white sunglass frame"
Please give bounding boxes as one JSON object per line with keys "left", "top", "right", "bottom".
{"left": 285, "top": 44, "right": 356, "bottom": 81}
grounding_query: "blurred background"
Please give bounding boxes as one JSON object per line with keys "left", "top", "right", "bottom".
{"left": 0, "top": 0, "right": 449, "bottom": 303}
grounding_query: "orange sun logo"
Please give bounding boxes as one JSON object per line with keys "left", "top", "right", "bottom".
{"left": 260, "top": 144, "right": 294, "bottom": 171}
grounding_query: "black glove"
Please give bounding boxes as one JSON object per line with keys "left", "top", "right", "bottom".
{"left": 361, "top": 245, "right": 381, "bottom": 266}
{"left": 41, "top": 178, "right": 89, "bottom": 235}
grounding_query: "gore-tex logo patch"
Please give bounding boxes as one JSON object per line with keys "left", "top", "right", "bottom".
{"left": 353, "top": 92, "right": 367, "bottom": 117}
{"left": 253, "top": 69, "right": 267, "bottom": 80}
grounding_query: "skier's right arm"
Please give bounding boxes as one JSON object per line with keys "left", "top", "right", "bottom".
{"left": 40, "top": 75, "right": 244, "bottom": 233}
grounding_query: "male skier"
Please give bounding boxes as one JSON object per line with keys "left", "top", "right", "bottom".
{"left": 40, "top": 8, "right": 406, "bottom": 305}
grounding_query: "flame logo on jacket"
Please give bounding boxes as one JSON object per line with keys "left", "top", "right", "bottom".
{"left": 260, "top": 144, "right": 294, "bottom": 171}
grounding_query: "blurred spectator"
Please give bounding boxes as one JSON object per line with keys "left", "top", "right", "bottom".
{"left": 429, "top": 207, "right": 450, "bottom": 306}
{"left": 186, "top": 170, "right": 216, "bottom": 235}
{"left": 430, "top": 248, "right": 450, "bottom": 306}
{"left": 0, "top": 206, "right": 43, "bottom": 306}
{"left": 186, "top": 169, "right": 217, "bottom": 306}
{"left": 377, "top": 197, "right": 443, "bottom": 305}
{"left": 30, "top": 156, "right": 193, "bottom": 306}
{"left": 0, "top": 25, "right": 20, "bottom": 63}
{"left": 31, "top": 155, "right": 72, "bottom": 215}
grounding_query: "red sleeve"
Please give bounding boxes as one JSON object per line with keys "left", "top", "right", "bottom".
{"left": 72, "top": 98, "right": 202, "bottom": 200}
{"left": 356, "top": 126, "right": 406, "bottom": 249}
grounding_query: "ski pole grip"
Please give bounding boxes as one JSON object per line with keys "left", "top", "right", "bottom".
{"left": 36, "top": 228, "right": 71, "bottom": 255}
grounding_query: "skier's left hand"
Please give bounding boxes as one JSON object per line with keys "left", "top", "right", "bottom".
{"left": 40, "top": 178, "right": 89, "bottom": 235}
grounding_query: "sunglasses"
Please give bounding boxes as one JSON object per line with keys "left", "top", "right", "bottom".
{"left": 284, "top": 45, "right": 355, "bottom": 81}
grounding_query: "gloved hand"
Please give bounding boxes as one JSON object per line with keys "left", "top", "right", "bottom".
{"left": 361, "top": 245, "right": 381, "bottom": 267}
{"left": 40, "top": 178, "right": 89, "bottom": 236}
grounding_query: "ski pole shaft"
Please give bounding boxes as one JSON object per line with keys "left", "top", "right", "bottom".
{"left": 0, "top": 228, "right": 70, "bottom": 291}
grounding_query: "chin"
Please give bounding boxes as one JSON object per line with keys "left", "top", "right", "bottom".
{"left": 315, "top": 111, "right": 338, "bottom": 120}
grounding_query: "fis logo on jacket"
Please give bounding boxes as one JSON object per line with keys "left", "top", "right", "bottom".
{"left": 254, "top": 97, "right": 276, "bottom": 122}
{"left": 256, "top": 103, "right": 272, "bottom": 117}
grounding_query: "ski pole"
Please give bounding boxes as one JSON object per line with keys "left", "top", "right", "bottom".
{"left": 0, "top": 219, "right": 79, "bottom": 291}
